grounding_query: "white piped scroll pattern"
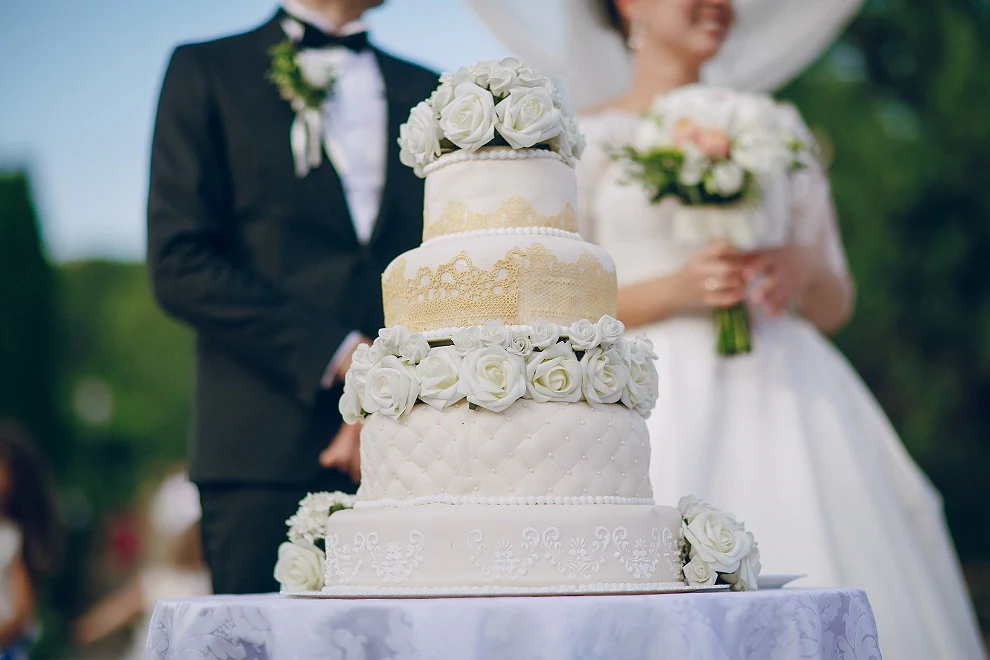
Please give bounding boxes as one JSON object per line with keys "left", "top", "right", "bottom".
{"left": 325, "top": 531, "right": 425, "bottom": 586}
{"left": 543, "top": 526, "right": 611, "bottom": 579}
{"left": 613, "top": 526, "right": 668, "bottom": 580}
{"left": 467, "top": 527, "right": 541, "bottom": 579}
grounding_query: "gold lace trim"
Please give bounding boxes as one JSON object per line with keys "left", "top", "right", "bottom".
{"left": 383, "top": 243, "right": 616, "bottom": 333}
{"left": 423, "top": 196, "right": 578, "bottom": 241}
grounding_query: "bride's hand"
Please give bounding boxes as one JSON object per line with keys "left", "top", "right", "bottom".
{"left": 675, "top": 241, "right": 747, "bottom": 312}
{"left": 743, "top": 244, "right": 823, "bottom": 317}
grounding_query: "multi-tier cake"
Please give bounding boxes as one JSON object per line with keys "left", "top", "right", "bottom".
{"left": 275, "top": 59, "right": 761, "bottom": 597}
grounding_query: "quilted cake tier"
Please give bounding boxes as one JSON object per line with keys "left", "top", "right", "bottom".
{"left": 357, "top": 400, "right": 652, "bottom": 503}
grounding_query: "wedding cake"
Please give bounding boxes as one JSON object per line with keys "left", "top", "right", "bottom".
{"left": 275, "top": 59, "right": 761, "bottom": 597}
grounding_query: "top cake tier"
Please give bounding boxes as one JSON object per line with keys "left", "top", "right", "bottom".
{"left": 422, "top": 148, "right": 577, "bottom": 242}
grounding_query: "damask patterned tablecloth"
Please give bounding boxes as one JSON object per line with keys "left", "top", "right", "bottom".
{"left": 145, "top": 589, "right": 882, "bottom": 659}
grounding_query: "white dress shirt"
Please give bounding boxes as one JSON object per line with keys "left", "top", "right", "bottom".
{"left": 281, "top": 0, "right": 385, "bottom": 386}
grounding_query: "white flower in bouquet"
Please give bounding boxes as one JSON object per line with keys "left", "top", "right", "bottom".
{"left": 294, "top": 48, "right": 345, "bottom": 90}
{"left": 722, "top": 544, "right": 762, "bottom": 592}
{"left": 398, "top": 101, "right": 442, "bottom": 177}
{"left": 479, "top": 320, "right": 511, "bottom": 348}
{"left": 525, "top": 342, "right": 582, "bottom": 403}
{"left": 458, "top": 345, "right": 527, "bottom": 412}
{"left": 708, "top": 161, "right": 745, "bottom": 197}
{"left": 439, "top": 82, "right": 497, "bottom": 152}
{"left": 416, "top": 346, "right": 464, "bottom": 411}
{"left": 682, "top": 509, "right": 755, "bottom": 574}
{"left": 274, "top": 541, "right": 325, "bottom": 591}
{"left": 596, "top": 315, "right": 625, "bottom": 347}
{"left": 361, "top": 355, "right": 420, "bottom": 419}
{"left": 376, "top": 326, "right": 410, "bottom": 357}
{"left": 338, "top": 370, "right": 365, "bottom": 425}
{"left": 452, "top": 326, "right": 485, "bottom": 355}
{"left": 568, "top": 319, "right": 603, "bottom": 351}
{"left": 506, "top": 330, "right": 534, "bottom": 358}
{"left": 399, "top": 333, "right": 431, "bottom": 365}
{"left": 530, "top": 319, "right": 561, "bottom": 350}
{"left": 683, "top": 556, "right": 719, "bottom": 587}
{"left": 495, "top": 86, "right": 562, "bottom": 150}
{"left": 580, "top": 347, "right": 629, "bottom": 405}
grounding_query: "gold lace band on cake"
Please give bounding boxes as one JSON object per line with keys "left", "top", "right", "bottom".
{"left": 383, "top": 243, "right": 617, "bottom": 333}
{"left": 423, "top": 196, "right": 578, "bottom": 242}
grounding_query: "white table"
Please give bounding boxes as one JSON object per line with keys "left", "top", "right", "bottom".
{"left": 145, "top": 588, "right": 882, "bottom": 659}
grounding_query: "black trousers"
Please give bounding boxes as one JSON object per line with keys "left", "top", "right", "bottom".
{"left": 199, "top": 473, "right": 355, "bottom": 594}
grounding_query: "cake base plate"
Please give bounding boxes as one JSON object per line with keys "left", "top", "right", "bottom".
{"left": 282, "top": 582, "right": 730, "bottom": 599}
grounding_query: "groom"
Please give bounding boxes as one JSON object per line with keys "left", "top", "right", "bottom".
{"left": 147, "top": 0, "right": 437, "bottom": 593}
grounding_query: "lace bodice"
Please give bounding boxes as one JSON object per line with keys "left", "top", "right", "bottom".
{"left": 575, "top": 104, "right": 848, "bottom": 286}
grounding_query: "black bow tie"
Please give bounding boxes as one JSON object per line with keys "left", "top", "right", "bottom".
{"left": 298, "top": 24, "right": 369, "bottom": 52}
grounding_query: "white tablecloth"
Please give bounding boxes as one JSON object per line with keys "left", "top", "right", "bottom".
{"left": 145, "top": 589, "right": 882, "bottom": 659}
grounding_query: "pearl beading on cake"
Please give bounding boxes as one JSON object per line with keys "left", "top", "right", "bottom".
{"left": 354, "top": 494, "right": 655, "bottom": 509}
{"left": 422, "top": 147, "right": 570, "bottom": 176}
{"left": 421, "top": 226, "right": 584, "bottom": 247}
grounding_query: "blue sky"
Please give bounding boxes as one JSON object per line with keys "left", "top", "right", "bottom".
{"left": 0, "top": 1, "right": 511, "bottom": 261}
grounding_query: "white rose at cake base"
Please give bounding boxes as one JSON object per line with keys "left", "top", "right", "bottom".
{"left": 273, "top": 59, "right": 761, "bottom": 597}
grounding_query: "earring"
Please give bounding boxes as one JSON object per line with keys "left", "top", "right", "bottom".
{"left": 627, "top": 21, "right": 645, "bottom": 50}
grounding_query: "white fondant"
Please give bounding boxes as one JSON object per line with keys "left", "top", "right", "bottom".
{"left": 323, "top": 503, "right": 684, "bottom": 591}
{"left": 358, "top": 400, "right": 652, "bottom": 501}
{"left": 422, "top": 146, "right": 569, "bottom": 176}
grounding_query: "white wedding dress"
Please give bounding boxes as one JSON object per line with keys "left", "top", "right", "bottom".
{"left": 577, "top": 105, "right": 986, "bottom": 660}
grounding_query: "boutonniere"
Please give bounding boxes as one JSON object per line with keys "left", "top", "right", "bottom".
{"left": 267, "top": 18, "right": 348, "bottom": 178}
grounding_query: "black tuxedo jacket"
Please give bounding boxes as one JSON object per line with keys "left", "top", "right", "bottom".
{"left": 147, "top": 13, "right": 438, "bottom": 487}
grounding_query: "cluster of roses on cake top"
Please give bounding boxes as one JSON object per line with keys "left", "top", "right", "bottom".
{"left": 398, "top": 58, "right": 586, "bottom": 177}
{"left": 337, "top": 317, "right": 660, "bottom": 423}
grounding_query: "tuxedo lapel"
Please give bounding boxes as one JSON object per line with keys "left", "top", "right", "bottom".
{"left": 368, "top": 49, "right": 422, "bottom": 247}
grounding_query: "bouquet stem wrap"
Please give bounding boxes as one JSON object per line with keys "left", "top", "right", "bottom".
{"left": 713, "top": 303, "right": 752, "bottom": 357}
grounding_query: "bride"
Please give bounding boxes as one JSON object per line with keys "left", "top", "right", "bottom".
{"left": 467, "top": 0, "right": 986, "bottom": 657}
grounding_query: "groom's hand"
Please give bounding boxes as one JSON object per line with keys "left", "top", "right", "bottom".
{"left": 319, "top": 422, "right": 362, "bottom": 483}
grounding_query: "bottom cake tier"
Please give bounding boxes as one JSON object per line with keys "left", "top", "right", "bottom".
{"left": 320, "top": 503, "right": 688, "bottom": 596}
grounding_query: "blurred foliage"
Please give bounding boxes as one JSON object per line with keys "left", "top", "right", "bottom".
{"left": 780, "top": 0, "right": 990, "bottom": 561}
{"left": 1, "top": 0, "right": 989, "bottom": 655}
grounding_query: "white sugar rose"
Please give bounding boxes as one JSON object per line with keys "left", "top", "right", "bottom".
{"left": 722, "top": 544, "right": 762, "bottom": 592}
{"left": 683, "top": 510, "right": 754, "bottom": 575}
{"left": 530, "top": 320, "right": 560, "bottom": 349}
{"left": 618, "top": 338, "right": 659, "bottom": 417}
{"left": 398, "top": 101, "right": 442, "bottom": 177}
{"left": 274, "top": 541, "right": 325, "bottom": 592}
{"left": 365, "top": 342, "right": 386, "bottom": 366}
{"left": 439, "top": 82, "right": 497, "bottom": 152}
{"left": 349, "top": 343, "right": 374, "bottom": 376}
{"left": 416, "top": 346, "right": 464, "bottom": 411}
{"left": 452, "top": 326, "right": 484, "bottom": 355}
{"left": 525, "top": 342, "right": 582, "bottom": 403}
{"left": 568, "top": 319, "right": 603, "bottom": 351}
{"left": 399, "top": 333, "right": 431, "bottom": 365}
{"left": 457, "top": 346, "right": 526, "bottom": 412}
{"left": 580, "top": 347, "right": 629, "bottom": 405}
{"left": 634, "top": 335, "right": 659, "bottom": 360}
{"left": 295, "top": 48, "right": 344, "bottom": 89}
{"left": 677, "top": 494, "right": 717, "bottom": 523}
{"left": 338, "top": 371, "right": 365, "bottom": 425}
{"left": 563, "top": 116, "right": 586, "bottom": 160}
{"left": 683, "top": 557, "right": 718, "bottom": 587}
{"left": 361, "top": 355, "right": 420, "bottom": 419}
{"left": 479, "top": 320, "right": 510, "bottom": 348}
{"left": 495, "top": 86, "right": 563, "bottom": 149}
{"left": 708, "top": 160, "right": 745, "bottom": 197}
{"left": 472, "top": 59, "right": 518, "bottom": 97}
{"left": 430, "top": 81, "right": 456, "bottom": 112}
{"left": 596, "top": 315, "right": 625, "bottom": 347}
{"left": 376, "top": 326, "right": 409, "bottom": 357}
{"left": 507, "top": 331, "right": 534, "bottom": 358}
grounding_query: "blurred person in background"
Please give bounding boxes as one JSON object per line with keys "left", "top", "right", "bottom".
{"left": 147, "top": 0, "right": 438, "bottom": 594}
{"left": 0, "top": 420, "right": 60, "bottom": 660}
{"left": 73, "top": 467, "right": 210, "bottom": 659}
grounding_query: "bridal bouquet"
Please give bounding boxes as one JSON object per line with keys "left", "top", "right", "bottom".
{"left": 678, "top": 495, "right": 761, "bottom": 591}
{"left": 398, "top": 58, "right": 585, "bottom": 177}
{"left": 617, "top": 86, "right": 807, "bottom": 356}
